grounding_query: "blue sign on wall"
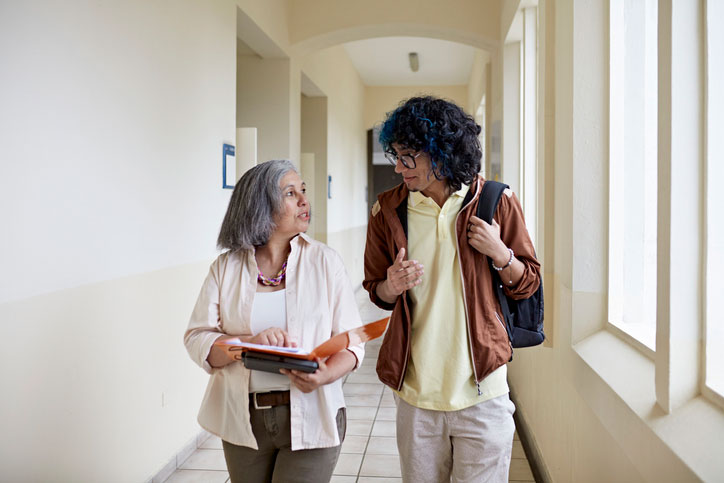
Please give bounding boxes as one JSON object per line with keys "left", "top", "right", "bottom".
{"left": 222, "top": 143, "right": 235, "bottom": 189}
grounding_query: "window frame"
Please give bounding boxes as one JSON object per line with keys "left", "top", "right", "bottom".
{"left": 703, "top": 0, "right": 724, "bottom": 407}
{"left": 607, "top": 0, "right": 659, "bottom": 354}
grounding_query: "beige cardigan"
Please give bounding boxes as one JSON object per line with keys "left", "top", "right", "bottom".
{"left": 184, "top": 233, "right": 364, "bottom": 449}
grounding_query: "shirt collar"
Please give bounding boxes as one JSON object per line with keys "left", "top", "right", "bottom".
{"left": 245, "top": 232, "right": 311, "bottom": 260}
{"left": 295, "top": 232, "right": 312, "bottom": 244}
{"left": 408, "top": 186, "right": 468, "bottom": 207}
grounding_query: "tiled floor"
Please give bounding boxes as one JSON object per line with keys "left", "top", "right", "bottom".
{"left": 165, "top": 289, "right": 535, "bottom": 483}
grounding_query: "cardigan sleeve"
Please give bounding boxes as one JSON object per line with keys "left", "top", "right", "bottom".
{"left": 328, "top": 250, "right": 365, "bottom": 369}
{"left": 184, "top": 261, "right": 225, "bottom": 374}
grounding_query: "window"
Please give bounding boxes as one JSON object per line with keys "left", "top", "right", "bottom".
{"left": 475, "top": 98, "right": 486, "bottom": 177}
{"left": 521, "top": 6, "right": 538, "bottom": 248}
{"left": 705, "top": 0, "right": 724, "bottom": 401}
{"left": 608, "top": 0, "right": 658, "bottom": 352}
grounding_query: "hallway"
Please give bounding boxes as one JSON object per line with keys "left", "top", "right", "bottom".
{"left": 161, "top": 290, "right": 535, "bottom": 483}
{"left": 3, "top": 1, "right": 724, "bottom": 481}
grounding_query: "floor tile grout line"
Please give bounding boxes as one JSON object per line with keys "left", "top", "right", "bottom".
{"left": 342, "top": 376, "right": 386, "bottom": 482}
{"left": 361, "top": 382, "right": 386, "bottom": 480}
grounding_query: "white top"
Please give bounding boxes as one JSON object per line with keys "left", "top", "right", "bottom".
{"left": 184, "top": 233, "right": 365, "bottom": 450}
{"left": 248, "top": 289, "right": 291, "bottom": 393}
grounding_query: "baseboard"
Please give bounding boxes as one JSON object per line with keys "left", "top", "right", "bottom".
{"left": 510, "top": 387, "right": 551, "bottom": 483}
{"left": 145, "top": 430, "right": 212, "bottom": 483}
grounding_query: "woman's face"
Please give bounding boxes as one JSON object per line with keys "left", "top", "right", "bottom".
{"left": 274, "top": 170, "right": 310, "bottom": 237}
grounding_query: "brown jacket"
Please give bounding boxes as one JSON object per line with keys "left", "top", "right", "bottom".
{"left": 363, "top": 175, "right": 541, "bottom": 391}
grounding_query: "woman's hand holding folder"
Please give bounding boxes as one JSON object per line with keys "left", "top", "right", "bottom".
{"left": 207, "top": 328, "right": 297, "bottom": 368}
{"left": 280, "top": 350, "right": 358, "bottom": 393}
{"left": 209, "top": 317, "right": 390, "bottom": 372}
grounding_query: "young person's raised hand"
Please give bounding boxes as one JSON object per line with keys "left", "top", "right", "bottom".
{"left": 377, "top": 248, "right": 424, "bottom": 303}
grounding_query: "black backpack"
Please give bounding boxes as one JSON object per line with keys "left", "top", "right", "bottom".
{"left": 476, "top": 181, "right": 545, "bottom": 349}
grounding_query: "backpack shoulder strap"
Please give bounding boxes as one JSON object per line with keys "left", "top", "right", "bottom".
{"left": 476, "top": 180, "right": 509, "bottom": 223}
{"left": 476, "top": 180, "right": 515, "bottom": 354}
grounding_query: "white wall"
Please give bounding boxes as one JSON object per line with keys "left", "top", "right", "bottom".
{"left": 0, "top": 2, "right": 235, "bottom": 304}
{"left": 237, "top": 55, "right": 293, "bottom": 163}
{"left": 363, "top": 85, "right": 470, "bottom": 130}
{"left": 467, "top": 50, "right": 488, "bottom": 118}
{"left": 0, "top": 1, "right": 236, "bottom": 480}
{"left": 301, "top": 95, "right": 328, "bottom": 242}
{"left": 301, "top": 46, "right": 368, "bottom": 285}
{"left": 502, "top": 41, "right": 522, "bottom": 193}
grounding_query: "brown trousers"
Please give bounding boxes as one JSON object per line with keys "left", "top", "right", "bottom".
{"left": 222, "top": 402, "right": 346, "bottom": 483}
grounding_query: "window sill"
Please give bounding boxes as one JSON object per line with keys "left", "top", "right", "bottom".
{"left": 605, "top": 320, "right": 655, "bottom": 360}
{"left": 702, "top": 384, "right": 724, "bottom": 413}
{"left": 573, "top": 330, "right": 724, "bottom": 482}
{"left": 606, "top": 319, "right": 655, "bottom": 357}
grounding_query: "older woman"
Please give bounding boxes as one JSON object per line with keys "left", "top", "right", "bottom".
{"left": 184, "top": 159, "right": 364, "bottom": 483}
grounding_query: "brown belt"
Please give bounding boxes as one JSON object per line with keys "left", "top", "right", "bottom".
{"left": 250, "top": 390, "right": 290, "bottom": 409}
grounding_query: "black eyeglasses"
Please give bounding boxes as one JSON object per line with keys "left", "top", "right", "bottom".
{"left": 384, "top": 150, "right": 423, "bottom": 169}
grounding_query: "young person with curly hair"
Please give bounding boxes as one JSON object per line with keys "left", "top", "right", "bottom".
{"left": 363, "top": 97, "right": 541, "bottom": 482}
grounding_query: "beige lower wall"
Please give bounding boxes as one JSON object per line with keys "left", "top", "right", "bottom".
{"left": 0, "top": 261, "right": 213, "bottom": 482}
{"left": 511, "top": 372, "right": 646, "bottom": 483}
{"left": 507, "top": 273, "right": 708, "bottom": 482}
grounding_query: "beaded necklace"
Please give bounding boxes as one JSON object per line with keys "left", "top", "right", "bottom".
{"left": 257, "top": 260, "right": 288, "bottom": 286}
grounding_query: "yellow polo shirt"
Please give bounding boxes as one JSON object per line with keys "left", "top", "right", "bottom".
{"left": 396, "top": 189, "right": 508, "bottom": 411}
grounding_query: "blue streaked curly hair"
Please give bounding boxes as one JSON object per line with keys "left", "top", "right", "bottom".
{"left": 378, "top": 96, "right": 482, "bottom": 191}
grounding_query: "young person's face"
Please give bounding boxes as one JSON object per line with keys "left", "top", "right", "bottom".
{"left": 274, "top": 170, "right": 310, "bottom": 236}
{"left": 390, "top": 142, "right": 443, "bottom": 193}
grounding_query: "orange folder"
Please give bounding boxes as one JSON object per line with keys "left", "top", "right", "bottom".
{"left": 215, "top": 316, "right": 389, "bottom": 362}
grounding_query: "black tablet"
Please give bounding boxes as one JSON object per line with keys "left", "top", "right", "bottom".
{"left": 242, "top": 351, "right": 319, "bottom": 374}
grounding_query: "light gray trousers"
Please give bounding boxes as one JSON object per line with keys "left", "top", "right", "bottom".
{"left": 395, "top": 394, "right": 516, "bottom": 483}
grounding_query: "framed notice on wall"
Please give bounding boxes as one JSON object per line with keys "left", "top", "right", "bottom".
{"left": 222, "top": 143, "right": 236, "bottom": 189}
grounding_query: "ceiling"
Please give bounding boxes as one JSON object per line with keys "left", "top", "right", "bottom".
{"left": 237, "top": 35, "right": 484, "bottom": 88}
{"left": 342, "top": 36, "right": 479, "bottom": 86}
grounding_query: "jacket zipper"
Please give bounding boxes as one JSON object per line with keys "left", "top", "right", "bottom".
{"left": 455, "top": 186, "right": 482, "bottom": 396}
{"left": 495, "top": 311, "right": 513, "bottom": 352}
{"left": 396, "top": 294, "right": 412, "bottom": 392}
{"left": 382, "top": 198, "right": 413, "bottom": 393}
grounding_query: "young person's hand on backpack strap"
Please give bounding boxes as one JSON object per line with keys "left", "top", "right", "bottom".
{"left": 467, "top": 217, "right": 524, "bottom": 286}
{"left": 467, "top": 217, "right": 508, "bottom": 261}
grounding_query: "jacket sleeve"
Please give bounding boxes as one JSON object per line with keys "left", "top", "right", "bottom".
{"left": 183, "top": 262, "right": 225, "bottom": 374}
{"left": 329, "top": 250, "right": 365, "bottom": 369}
{"left": 363, "top": 204, "right": 397, "bottom": 311}
{"left": 495, "top": 191, "right": 541, "bottom": 300}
